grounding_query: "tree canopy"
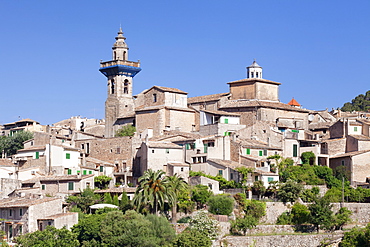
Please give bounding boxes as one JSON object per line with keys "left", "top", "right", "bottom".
{"left": 0, "top": 131, "right": 33, "bottom": 156}
{"left": 115, "top": 125, "right": 136, "bottom": 137}
{"left": 341, "top": 90, "right": 370, "bottom": 112}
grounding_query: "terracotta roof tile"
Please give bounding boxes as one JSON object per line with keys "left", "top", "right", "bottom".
{"left": 0, "top": 197, "right": 60, "bottom": 208}
{"left": 220, "top": 100, "right": 309, "bottom": 113}
{"left": 227, "top": 78, "right": 281, "bottom": 85}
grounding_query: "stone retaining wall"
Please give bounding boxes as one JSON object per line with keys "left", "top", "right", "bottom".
{"left": 217, "top": 233, "right": 343, "bottom": 247}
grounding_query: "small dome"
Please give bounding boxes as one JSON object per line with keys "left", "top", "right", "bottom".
{"left": 247, "top": 60, "right": 262, "bottom": 68}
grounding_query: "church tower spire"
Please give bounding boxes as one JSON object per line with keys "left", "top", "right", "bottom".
{"left": 99, "top": 28, "right": 141, "bottom": 137}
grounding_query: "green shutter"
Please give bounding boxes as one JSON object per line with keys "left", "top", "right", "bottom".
{"left": 66, "top": 153, "right": 70, "bottom": 159}
{"left": 89, "top": 171, "right": 92, "bottom": 175}
{"left": 83, "top": 170, "right": 87, "bottom": 175}
{"left": 68, "top": 182, "right": 74, "bottom": 191}
{"left": 218, "top": 170, "right": 223, "bottom": 176}
{"left": 246, "top": 148, "right": 251, "bottom": 155}
{"left": 293, "top": 144, "right": 298, "bottom": 157}
{"left": 268, "top": 177, "right": 274, "bottom": 182}
{"left": 224, "top": 118, "right": 229, "bottom": 124}
{"left": 35, "top": 152, "right": 39, "bottom": 159}
{"left": 185, "top": 144, "right": 190, "bottom": 150}
{"left": 67, "top": 169, "right": 72, "bottom": 175}
{"left": 100, "top": 166, "right": 104, "bottom": 172}
{"left": 291, "top": 129, "right": 299, "bottom": 133}
{"left": 354, "top": 127, "right": 358, "bottom": 132}
{"left": 204, "top": 143, "right": 208, "bottom": 153}
{"left": 255, "top": 176, "right": 259, "bottom": 181}
{"left": 42, "top": 185, "right": 45, "bottom": 190}
{"left": 259, "top": 150, "right": 263, "bottom": 156}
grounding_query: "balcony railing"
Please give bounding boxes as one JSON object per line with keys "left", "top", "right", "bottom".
{"left": 100, "top": 60, "right": 140, "bottom": 68}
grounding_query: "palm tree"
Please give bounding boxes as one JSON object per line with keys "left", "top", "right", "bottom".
{"left": 133, "top": 169, "right": 174, "bottom": 214}
{"left": 167, "top": 174, "right": 189, "bottom": 223}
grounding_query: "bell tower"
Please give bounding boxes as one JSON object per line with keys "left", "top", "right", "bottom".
{"left": 99, "top": 28, "right": 141, "bottom": 137}
{"left": 247, "top": 60, "right": 263, "bottom": 79}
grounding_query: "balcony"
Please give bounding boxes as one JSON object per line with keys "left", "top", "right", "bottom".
{"left": 100, "top": 60, "right": 140, "bottom": 68}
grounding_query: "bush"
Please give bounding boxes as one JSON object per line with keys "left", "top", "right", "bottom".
{"left": 291, "top": 203, "right": 310, "bottom": 225}
{"left": 207, "top": 195, "right": 234, "bottom": 215}
{"left": 188, "top": 210, "right": 219, "bottom": 240}
{"left": 174, "top": 228, "right": 211, "bottom": 247}
{"left": 301, "top": 151, "right": 316, "bottom": 165}
{"left": 276, "top": 211, "right": 292, "bottom": 225}
{"left": 230, "top": 216, "right": 257, "bottom": 235}
{"left": 244, "top": 200, "right": 266, "bottom": 220}
{"left": 277, "top": 180, "right": 303, "bottom": 203}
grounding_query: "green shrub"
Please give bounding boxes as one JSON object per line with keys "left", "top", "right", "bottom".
{"left": 207, "top": 195, "right": 234, "bottom": 215}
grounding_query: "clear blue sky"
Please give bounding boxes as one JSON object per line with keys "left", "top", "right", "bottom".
{"left": 1, "top": 0, "right": 369, "bottom": 125}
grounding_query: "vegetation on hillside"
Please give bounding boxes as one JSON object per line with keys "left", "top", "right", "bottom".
{"left": 341, "top": 90, "right": 370, "bottom": 112}
{"left": 0, "top": 131, "right": 33, "bottom": 156}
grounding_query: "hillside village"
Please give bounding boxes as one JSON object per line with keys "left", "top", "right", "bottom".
{"left": 1, "top": 28, "right": 370, "bottom": 246}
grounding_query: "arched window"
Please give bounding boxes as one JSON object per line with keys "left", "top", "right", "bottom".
{"left": 123, "top": 51, "right": 126, "bottom": 60}
{"left": 111, "top": 79, "right": 115, "bottom": 94}
{"left": 114, "top": 51, "right": 117, "bottom": 60}
{"left": 124, "top": 79, "right": 129, "bottom": 94}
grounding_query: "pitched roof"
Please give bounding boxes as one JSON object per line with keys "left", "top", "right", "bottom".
{"left": 288, "top": 98, "right": 301, "bottom": 107}
{"left": 187, "top": 93, "right": 229, "bottom": 104}
{"left": 238, "top": 139, "right": 282, "bottom": 150}
{"left": 146, "top": 141, "right": 183, "bottom": 149}
{"left": 227, "top": 78, "right": 281, "bottom": 85}
{"left": 220, "top": 100, "right": 309, "bottom": 113}
{"left": 0, "top": 159, "right": 16, "bottom": 167}
{"left": 38, "top": 212, "right": 78, "bottom": 220}
{"left": 0, "top": 197, "right": 60, "bottom": 208}
{"left": 200, "top": 109, "right": 240, "bottom": 117}
{"left": 22, "top": 175, "right": 94, "bottom": 184}
{"left": 330, "top": 150, "right": 370, "bottom": 159}
{"left": 207, "top": 158, "right": 245, "bottom": 169}
{"left": 145, "top": 86, "right": 187, "bottom": 94}
{"left": 348, "top": 135, "right": 370, "bottom": 141}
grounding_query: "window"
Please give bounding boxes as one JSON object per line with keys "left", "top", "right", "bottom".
{"left": 166, "top": 149, "right": 169, "bottom": 154}
{"left": 251, "top": 72, "right": 254, "bottom": 78}
{"left": 124, "top": 80, "right": 129, "bottom": 94}
{"left": 291, "top": 129, "right": 299, "bottom": 133}
{"left": 204, "top": 144, "right": 208, "bottom": 153}
{"left": 100, "top": 166, "right": 104, "bottom": 172}
{"left": 218, "top": 170, "right": 223, "bottom": 176}
{"left": 20, "top": 209, "right": 23, "bottom": 216}
{"left": 89, "top": 171, "right": 93, "bottom": 175}
{"left": 224, "top": 132, "right": 231, "bottom": 136}
{"left": 354, "top": 127, "right": 358, "bottom": 132}
{"left": 153, "top": 93, "right": 157, "bottom": 103}
{"left": 35, "top": 152, "right": 39, "bottom": 159}
{"left": 293, "top": 144, "right": 298, "bottom": 157}
{"left": 42, "top": 185, "right": 45, "bottom": 190}
{"left": 66, "top": 153, "right": 70, "bottom": 159}
{"left": 230, "top": 173, "right": 233, "bottom": 179}
{"left": 224, "top": 118, "right": 229, "bottom": 124}
{"left": 116, "top": 147, "right": 121, "bottom": 154}
{"left": 83, "top": 170, "right": 87, "bottom": 175}
{"left": 152, "top": 150, "right": 155, "bottom": 153}
{"left": 192, "top": 157, "right": 196, "bottom": 163}
{"left": 202, "top": 156, "right": 207, "bottom": 163}
{"left": 181, "top": 167, "right": 184, "bottom": 172}
{"left": 111, "top": 79, "right": 115, "bottom": 94}
{"left": 68, "top": 182, "right": 74, "bottom": 191}
{"left": 255, "top": 176, "right": 258, "bottom": 181}
{"left": 67, "top": 169, "right": 72, "bottom": 175}
{"left": 263, "top": 150, "right": 267, "bottom": 156}
{"left": 19, "top": 225, "right": 22, "bottom": 234}
{"left": 268, "top": 177, "right": 274, "bottom": 182}
{"left": 246, "top": 148, "right": 251, "bottom": 155}
{"left": 259, "top": 151, "right": 263, "bottom": 156}
{"left": 185, "top": 144, "right": 190, "bottom": 150}
{"left": 341, "top": 160, "right": 345, "bottom": 166}
{"left": 191, "top": 143, "right": 196, "bottom": 149}
{"left": 9, "top": 209, "right": 12, "bottom": 217}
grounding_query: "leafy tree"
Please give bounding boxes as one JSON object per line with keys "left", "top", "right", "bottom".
{"left": 173, "top": 228, "right": 211, "bottom": 247}
{"left": 188, "top": 210, "right": 219, "bottom": 240}
{"left": 207, "top": 194, "right": 234, "bottom": 215}
{"left": 66, "top": 187, "right": 101, "bottom": 213}
{"left": 278, "top": 157, "right": 294, "bottom": 171}
{"left": 233, "top": 192, "right": 248, "bottom": 210}
{"left": 177, "top": 188, "right": 195, "bottom": 214}
{"left": 94, "top": 175, "right": 112, "bottom": 189}
{"left": 145, "top": 214, "right": 176, "bottom": 246}
{"left": 119, "top": 190, "right": 132, "bottom": 212}
{"left": 308, "top": 197, "right": 334, "bottom": 232}
{"left": 244, "top": 200, "right": 266, "bottom": 221}
{"left": 291, "top": 203, "right": 310, "bottom": 225}
{"left": 340, "top": 224, "right": 370, "bottom": 247}
{"left": 115, "top": 125, "right": 136, "bottom": 137}
{"left": 266, "top": 181, "right": 279, "bottom": 200}
{"left": 252, "top": 180, "right": 266, "bottom": 200}
{"left": 167, "top": 174, "right": 189, "bottom": 223}
{"left": 277, "top": 180, "right": 303, "bottom": 203}
{"left": 341, "top": 90, "right": 370, "bottom": 112}
{"left": 280, "top": 164, "right": 324, "bottom": 185}
{"left": 236, "top": 167, "right": 254, "bottom": 186}
{"left": 99, "top": 210, "right": 157, "bottom": 247}
{"left": 0, "top": 131, "right": 33, "bottom": 156}
{"left": 103, "top": 193, "right": 113, "bottom": 204}
{"left": 324, "top": 187, "right": 342, "bottom": 202}
{"left": 301, "top": 151, "right": 316, "bottom": 165}
{"left": 334, "top": 207, "right": 352, "bottom": 230}
{"left": 230, "top": 215, "right": 257, "bottom": 235}
{"left": 191, "top": 184, "right": 213, "bottom": 209}
{"left": 15, "top": 226, "right": 79, "bottom": 247}
{"left": 133, "top": 169, "right": 174, "bottom": 214}
{"left": 300, "top": 187, "right": 319, "bottom": 202}
{"left": 72, "top": 213, "right": 105, "bottom": 246}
